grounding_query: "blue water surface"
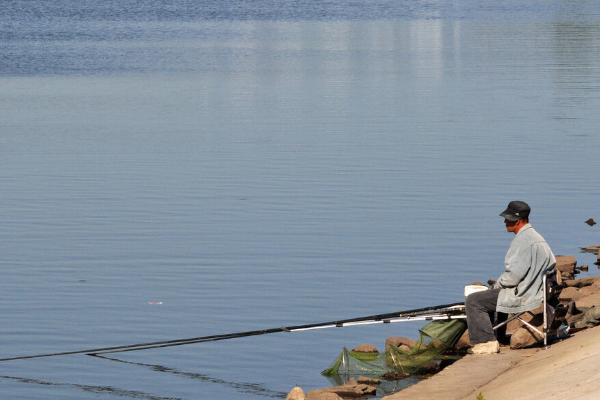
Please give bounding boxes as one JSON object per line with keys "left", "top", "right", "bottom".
{"left": 1, "top": 1, "right": 600, "bottom": 399}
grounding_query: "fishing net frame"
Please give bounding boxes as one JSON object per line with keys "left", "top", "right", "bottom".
{"left": 322, "top": 319, "right": 467, "bottom": 378}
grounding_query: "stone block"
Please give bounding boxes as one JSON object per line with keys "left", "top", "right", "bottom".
{"left": 352, "top": 343, "right": 379, "bottom": 353}
{"left": 573, "top": 306, "right": 600, "bottom": 330}
{"left": 559, "top": 286, "right": 580, "bottom": 302}
{"left": 306, "top": 392, "right": 344, "bottom": 400}
{"left": 455, "top": 329, "right": 470, "bottom": 350}
{"left": 556, "top": 255, "right": 577, "bottom": 272}
{"left": 385, "top": 336, "right": 416, "bottom": 349}
{"left": 580, "top": 244, "right": 600, "bottom": 253}
{"left": 307, "top": 383, "right": 377, "bottom": 399}
{"left": 506, "top": 307, "right": 543, "bottom": 335}
{"left": 357, "top": 376, "right": 380, "bottom": 385}
{"left": 565, "top": 278, "right": 591, "bottom": 288}
{"left": 579, "top": 285, "right": 600, "bottom": 298}
{"left": 566, "top": 313, "right": 584, "bottom": 327}
{"left": 510, "top": 325, "right": 543, "bottom": 349}
{"left": 564, "top": 277, "right": 600, "bottom": 288}
{"left": 575, "top": 292, "right": 600, "bottom": 311}
{"left": 287, "top": 386, "right": 305, "bottom": 400}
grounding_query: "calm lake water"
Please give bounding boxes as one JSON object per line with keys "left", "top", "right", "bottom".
{"left": 2, "top": 1, "right": 600, "bottom": 398}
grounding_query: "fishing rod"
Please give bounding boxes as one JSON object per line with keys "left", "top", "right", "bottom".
{"left": 0, "top": 302, "right": 465, "bottom": 362}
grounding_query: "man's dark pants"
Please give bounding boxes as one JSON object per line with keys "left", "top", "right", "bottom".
{"left": 465, "top": 288, "right": 503, "bottom": 344}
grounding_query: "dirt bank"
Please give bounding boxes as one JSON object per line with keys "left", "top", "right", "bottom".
{"left": 383, "top": 325, "right": 600, "bottom": 400}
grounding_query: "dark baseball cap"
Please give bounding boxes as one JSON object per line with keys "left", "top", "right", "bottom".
{"left": 500, "top": 200, "right": 530, "bottom": 221}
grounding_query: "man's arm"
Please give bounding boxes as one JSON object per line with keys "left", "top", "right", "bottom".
{"left": 497, "top": 246, "right": 531, "bottom": 288}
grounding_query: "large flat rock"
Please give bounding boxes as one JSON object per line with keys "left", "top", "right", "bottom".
{"left": 384, "top": 325, "right": 600, "bottom": 400}
{"left": 383, "top": 348, "right": 536, "bottom": 400}
{"left": 466, "top": 326, "right": 600, "bottom": 400}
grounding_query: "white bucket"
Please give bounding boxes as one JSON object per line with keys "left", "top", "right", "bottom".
{"left": 464, "top": 284, "right": 488, "bottom": 297}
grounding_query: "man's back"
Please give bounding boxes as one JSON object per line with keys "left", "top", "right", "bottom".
{"left": 497, "top": 224, "right": 556, "bottom": 314}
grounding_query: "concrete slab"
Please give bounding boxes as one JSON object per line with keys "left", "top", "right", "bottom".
{"left": 384, "top": 326, "right": 600, "bottom": 400}
{"left": 463, "top": 326, "right": 600, "bottom": 400}
{"left": 383, "top": 347, "right": 537, "bottom": 400}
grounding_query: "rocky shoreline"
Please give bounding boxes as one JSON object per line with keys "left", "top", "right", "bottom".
{"left": 286, "top": 247, "right": 600, "bottom": 400}
{"left": 384, "top": 324, "right": 600, "bottom": 400}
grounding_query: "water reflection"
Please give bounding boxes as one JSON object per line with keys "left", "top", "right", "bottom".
{"left": 0, "top": 375, "right": 180, "bottom": 400}
{"left": 548, "top": 20, "right": 600, "bottom": 135}
{"left": 409, "top": 20, "right": 443, "bottom": 81}
{"left": 551, "top": 22, "right": 600, "bottom": 101}
{"left": 91, "top": 355, "right": 287, "bottom": 399}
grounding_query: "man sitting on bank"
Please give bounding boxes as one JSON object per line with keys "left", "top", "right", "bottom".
{"left": 466, "top": 200, "right": 556, "bottom": 354}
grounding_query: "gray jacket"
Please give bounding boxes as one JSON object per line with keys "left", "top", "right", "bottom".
{"left": 495, "top": 224, "right": 556, "bottom": 314}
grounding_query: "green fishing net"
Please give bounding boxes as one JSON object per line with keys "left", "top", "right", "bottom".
{"left": 322, "top": 319, "right": 467, "bottom": 378}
